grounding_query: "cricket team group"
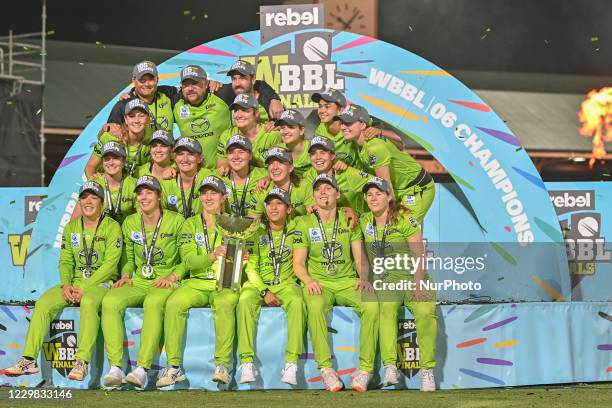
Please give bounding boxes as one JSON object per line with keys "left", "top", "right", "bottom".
{"left": 3, "top": 59, "right": 438, "bottom": 392}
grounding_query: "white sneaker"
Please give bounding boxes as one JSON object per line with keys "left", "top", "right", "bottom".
{"left": 125, "top": 366, "right": 148, "bottom": 388}
{"left": 280, "top": 362, "right": 298, "bottom": 385}
{"left": 212, "top": 364, "right": 231, "bottom": 384}
{"left": 155, "top": 366, "right": 186, "bottom": 388}
{"left": 239, "top": 362, "right": 257, "bottom": 383}
{"left": 68, "top": 359, "right": 88, "bottom": 381}
{"left": 3, "top": 357, "right": 39, "bottom": 377}
{"left": 320, "top": 368, "right": 343, "bottom": 392}
{"left": 103, "top": 366, "right": 126, "bottom": 388}
{"left": 351, "top": 370, "right": 371, "bottom": 392}
{"left": 382, "top": 364, "right": 400, "bottom": 386}
{"left": 420, "top": 368, "right": 436, "bottom": 392}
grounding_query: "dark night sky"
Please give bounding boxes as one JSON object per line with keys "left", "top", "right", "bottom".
{"left": 3, "top": 0, "right": 611, "bottom": 75}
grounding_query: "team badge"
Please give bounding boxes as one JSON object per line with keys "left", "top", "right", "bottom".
{"left": 195, "top": 232, "right": 205, "bottom": 247}
{"left": 409, "top": 217, "right": 419, "bottom": 228}
{"left": 131, "top": 231, "right": 144, "bottom": 244}
{"left": 368, "top": 154, "right": 377, "bottom": 166}
{"left": 365, "top": 223, "right": 376, "bottom": 238}
{"left": 180, "top": 106, "right": 190, "bottom": 119}
{"left": 309, "top": 227, "right": 323, "bottom": 243}
{"left": 260, "top": 235, "right": 271, "bottom": 246}
{"left": 403, "top": 195, "right": 416, "bottom": 206}
{"left": 168, "top": 195, "right": 178, "bottom": 207}
{"left": 70, "top": 233, "right": 80, "bottom": 248}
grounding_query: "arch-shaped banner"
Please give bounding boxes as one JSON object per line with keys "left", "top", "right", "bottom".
{"left": 24, "top": 30, "right": 568, "bottom": 300}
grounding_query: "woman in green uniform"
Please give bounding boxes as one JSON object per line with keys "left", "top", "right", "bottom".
{"left": 236, "top": 187, "right": 306, "bottom": 385}
{"left": 360, "top": 177, "right": 437, "bottom": 392}
{"left": 293, "top": 174, "right": 378, "bottom": 393}
{"left": 2, "top": 181, "right": 122, "bottom": 382}
{"left": 160, "top": 137, "right": 213, "bottom": 218}
{"left": 249, "top": 147, "right": 313, "bottom": 219}
{"left": 337, "top": 104, "right": 435, "bottom": 224}
{"left": 156, "top": 175, "right": 239, "bottom": 387}
{"left": 136, "top": 130, "right": 176, "bottom": 180}
{"left": 277, "top": 109, "right": 311, "bottom": 178}
{"left": 216, "top": 94, "right": 281, "bottom": 171}
{"left": 101, "top": 175, "right": 186, "bottom": 388}
{"left": 86, "top": 99, "right": 152, "bottom": 179}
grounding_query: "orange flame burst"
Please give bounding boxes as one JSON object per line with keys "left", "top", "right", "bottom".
{"left": 578, "top": 87, "right": 612, "bottom": 167}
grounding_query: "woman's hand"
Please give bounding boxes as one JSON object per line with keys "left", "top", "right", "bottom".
{"left": 112, "top": 274, "right": 133, "bottom": 288}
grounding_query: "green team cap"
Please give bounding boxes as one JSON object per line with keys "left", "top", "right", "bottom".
{"left": 174, "top": 137, "right": 202, "bottom": 154}
{"left": 333, "top": 104, "right": 370, "bottom": 124}
{"left": 311, "top": 88, "right": 346, "bottom": 107}
{"left": 134, "top": 175, "right": 162, "bottom": 192}
{"left": 363, "top": 176, "right": 391, "bottom": 194}
{"left": 229, "top": 93, "right": 259, "bottom": 110}
{"left": 101, "top": 141, "right": 127, "bottom": 158}
{"left": 79, "top": 181, "right": 104, "bottom": 200}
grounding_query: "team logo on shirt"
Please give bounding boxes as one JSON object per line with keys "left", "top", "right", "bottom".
{"left": 322, "top": 242, "right": 343, "bottom": 260}
{"left": 157, "top": 116, "right": 169, "bottom": 130}
{"left": 78, "top": 249, "right": 99, "bottom": 265}
{"left": 70, "top": 233, "right": 80, "bottom": 248}
{"left": 309, "top": 227, "right": 322, "bottom": 243}
{"left": 409, "top": 217, "right": 419, "bottom": 228}
{"left": 368, "top": 154, "right": 377, "bottom": 166}
{"left": 168, "top": 195, "right": 178, "bottom": 208}
{"left": 364, "top": 223, "right": 376, "bottom": 238}
{"left": 179, "top": 106, "right": 190, "bottom": 119}
{"left": 195, "top": 232, "right": 205, "bottom": 247}
{"left": 141, "top": 246, "right": 164, "bottom": 263}
{"left": 131, "top": 231, "right": 144, "bottom": 245}
{"left": 403, "top": 195, "right": 416, "bottom": 206}
{"left": 190, "top": 117, "right": 210, "bottom": 133}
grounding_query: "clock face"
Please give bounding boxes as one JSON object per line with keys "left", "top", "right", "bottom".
{"left": 320, "top": 0, "right": 378, "bottom": 37}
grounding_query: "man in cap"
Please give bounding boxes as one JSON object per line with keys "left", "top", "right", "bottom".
{"left": 293, "top": 174, "right": 377, "bottom": 392}
{"left": 101, "top": 175, "right": 186, "bottom": 388}
{"left": 104, "top": 61, "right": 175, "bottom": 144}
{"left": 236, "top": 187, "right": 306, "bottom": 385}
{"left": 337, "top": 104, "right": 435, "bottom": 223}
{"left": 2, "top": 181, "right": 123, "bottom": 382}
{"left": 216, "top": 93, "right": 281, "bottom": 171}
{"left": 227, "top": 59, "right": 284, "bottom": 123}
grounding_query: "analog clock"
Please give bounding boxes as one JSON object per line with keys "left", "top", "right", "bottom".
{"left": 318, "top": 0, "right": 378, "bottom": 37}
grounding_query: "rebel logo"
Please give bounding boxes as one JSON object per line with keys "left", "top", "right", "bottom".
{"left": 42, "top": 320, "right": 77, "bottom": 377}
{"left": 549, "top": 190, "right": 594, "bottom": 215}
{"left": 397, "top": 319, "right": 421, "bottom": 378}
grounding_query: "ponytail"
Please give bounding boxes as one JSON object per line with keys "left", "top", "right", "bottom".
{"left": 388, "top": 199, "right": 410, "bottom": 226}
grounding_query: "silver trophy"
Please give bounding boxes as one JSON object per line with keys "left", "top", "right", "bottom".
{"left": 214, "top": 214, "right": 260, "bottom": 291}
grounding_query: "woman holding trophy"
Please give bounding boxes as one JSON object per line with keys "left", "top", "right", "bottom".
{"left": 101, "top": 175, "right": 186, "bottom": 388}
{"left": 236, "top": 187, "right": 306, "bottom": 385}
{"left": 156, "top": 175, "right": 242, "bottom": 387}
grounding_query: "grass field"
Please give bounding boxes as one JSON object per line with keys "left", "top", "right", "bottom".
{"left": 0, "top": 383, "right": 611, "bottom": 408}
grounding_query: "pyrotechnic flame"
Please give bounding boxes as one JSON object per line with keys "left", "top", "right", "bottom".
{"left": 578, "top": 87, "right": 612, "bottom": 167}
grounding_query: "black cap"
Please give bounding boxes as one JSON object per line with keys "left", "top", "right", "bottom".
{"left": 363, "top": 177, "right": 391, "bottom": 194}
{"left": 229, "top": 93, "right": 259, "bottom": 110}
{"left": 226, "top": 134, "right": 252, "bottom": 152}
{"left": 151, "top": 130, "right": 174, "bottom": 147}
{"left": 308, "top": 136, "right": 335, "bottom": 153}
{"left": 265, "top": 187, "right": 291, "bottom": 206}
{"left": 333, "top": 104, "right": 370, "bottom": 124}
{"left": 199, "top": 175, "right": 227, "bottom": 195}
{"left": 227, "top": 60, "right": 256, "bottom": 77}
{"left": 132, "top": 61, "right": 158, "bottom": 79}
{"left": 265, "top": 147, "right": 293, "bottom": 165}
{"left": 124, "top": 98, "right": 150, "bottom": 116}
{"left": 79, "top": 181, "right": 105, "bottom": 200}
{"left": 275, "top": 109, "right": 305, "bottom": 127}
{"left": 174, "top": 137, "right": 202, "bottom": 154}
{"left": 311, "top": 89, "right": 346, "bottom": 107}
{"left": 180, "top": 65, "right": 207, "bottom": 82}
{"left": 312, "top": 173, "right": 339, "bottom": 191}
{"left": 134, "top": 175, "right": 162, "bottom": 192}
{"left": 101, "top": 141, "right": 127, "bottom": 158}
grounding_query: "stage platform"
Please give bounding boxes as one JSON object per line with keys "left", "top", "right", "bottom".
{"left": 0, "top": 302, "right": 610, "bottom": 390}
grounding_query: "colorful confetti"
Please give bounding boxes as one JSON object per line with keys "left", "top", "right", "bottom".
{"left": 58, "top": 153, "right": 88, "bottom": 169}
{"left": 494, "top": 340, "right": 518, "bottom": 348}
{"left": 511, "top": 166, "right": 547, "bottom": 190}
{"left": 464, "top": 305, "right": 498, "bottom": 323}
{"left": 597, "top": 344, "right": 612, "bottom": 350}
{"left": 476, "top": 358, "right": 513, "bottom": 366}
{"left": 332, "top": 36, "right": 377, "bottom": 53}
{"left": 598, "top": 311, "right": 612, "bottom": 322}
{"left": 448, "top": 100, "right": 491, "bottom": 112}
{"left": 459, "top": 368, "right": 505, "bottom": 385}
{"left": 531, "top": 275, "right": 567, "bottom": 301}
{"left": 476, "top": 127, "right": 521, "bottom": 147}
{"left": 358, "top": 94, "right": 419, "bottom": 121}
{"left": 534, "top": 217, "right": 564, "bottom": 242}
{"left": 333, "top": 308, "right": 352, "bottom": 323}
{"left": 482, "top": 316, "right": 518, "bottom": 331}
{"left": 187, "top": 45, "right": 238, "bottom": 58}
{"left": 398, "top": 70, "right": 450, "bottom": 77}
{"left": 336, "top": 347, "right": 358, "bottom": 352}
{"left": 1, "top": 306, "right": 18, "bottom": 322}
{"left": 489, "top": 242, "right": 518, "bottom": 266}
{"left": 456, "top": 338, "right": 487, "bottom": 348}
{"left": 448, "top": 172, "right": 476, "bottom": 191}
{"left": 232, "top": 34, "right": 254, "bottom": 47}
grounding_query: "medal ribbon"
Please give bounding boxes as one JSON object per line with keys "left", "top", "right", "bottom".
{"left": 140, "top": 213, "right": 164, "bottom": 269}
{"left": 230, "top": 173, "right": 251, "bottom": 217}
{"left": 103, "top": 175, "right": 124, "bottom": 219}
{"left": 200, "top": 214, "right": 219, "bottom": 254}
{"left": 372, "top": 216, "right": 390, "bottom": 258}
{"left": 179, "top": 174, "right": 197, "bottom": 218}
{"left": 80, "top": 215, "right": 104, "bottom": 275}
{"left": 314, "top": 209, "right": 339, "bottom": 267}
{"left": 267, "top": 224, "right": 287, "bottom": 281}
